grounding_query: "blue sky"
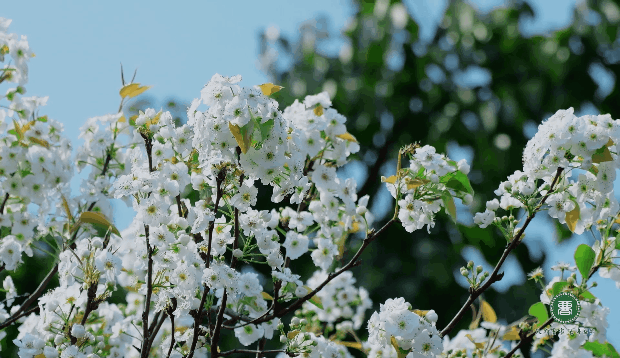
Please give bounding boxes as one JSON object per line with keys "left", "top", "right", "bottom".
{"left": 4, "top": 0, "right": 618, "bottom": 346}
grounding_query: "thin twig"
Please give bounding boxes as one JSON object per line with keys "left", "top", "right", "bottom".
{"left": 440, "top": 168, "right": 564, "bottom": 338}
{"left": 505, "top": 318, "right": 554, "bottom": 358}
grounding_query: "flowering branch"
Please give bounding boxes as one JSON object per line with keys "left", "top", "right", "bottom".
{"left": 218, "top": 348, "right": 285, "bottom": 357}
{"left": 439, "top": 167, "right": 564, "bottom": 338}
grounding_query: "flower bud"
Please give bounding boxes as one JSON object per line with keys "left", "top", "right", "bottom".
{"left": 232, "top": 249, "right": 243, "bottom": 258}
{"left": 277, "top": 323, "right": 284, "bottom": 330}
{"left": 280, "top": 335, "right": 288, "bottom": 343}
{"left": 291, "top": 317, "right": 300, "bottom": 326}
{"left": 467, "top": 261, "right": 474, "bottom": 269}
{"left": 300, "top": 319, "right": 307, "bottom": 325}
{"left": 458, "top": 159, "right": 470, "bottom": 175}
{"left": 460, "top": 268, "right": 469, "bottom": 276}
{"left": 54, "top": 334, "right": 64, "bottom": 345}
{"left": 567, "top": 276, "right": 575, "bottom": 285}
{"left": 486, "top": 199, "right": 500, "bottom": 211}
{"left": 356, "top": 206, "right": 367, "bottom": 215}
{"left": 592, "top": 282, "right": 598, "bottom": 287}
{"left": 462, "top": 194, "right": 473, "bottom": 205}
{"left": 426, "top": 309, "right": 438, "bottom": 323}
{"left": 71, "top": 324, "right": 86, "bottom": 339}
{"left": 476, "top": 265, "right": 483, "bottom": 274}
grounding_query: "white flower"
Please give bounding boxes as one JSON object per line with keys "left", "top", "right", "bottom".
{"left": 282, "top": 232, "right": 309, "bottom": 260}
{"left": 234, "top": 324, "right": 264, "bottom": 346}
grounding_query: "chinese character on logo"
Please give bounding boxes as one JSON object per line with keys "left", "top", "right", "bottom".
{"left": 558, "top": 300, "right": 572, "bottom": 315}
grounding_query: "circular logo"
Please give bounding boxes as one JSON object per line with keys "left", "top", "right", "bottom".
{"left": 550, "top": 292, "right": 581, "bottom": 324}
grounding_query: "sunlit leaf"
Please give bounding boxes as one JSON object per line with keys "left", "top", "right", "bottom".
{"left": 465, "top": 334, "right": 486, "bottom": 349}
{"left": 302, "top": 285, "right": 323, "bottom": 309}
{"left": 28, "top": 137, "right": 50, "bottom": 149}
{"left": 335, "top": 341, "right": 364, "bottom": 351}
{"left": 565, "top": 200, "right": 580, "bottom": 233}
{"left": 287, "top": 330, "right": 300, "bottom": 339}
{"left": 575, "top": 244, "right": 596, "bottom": 281}
{"left": 120, "top": 83, "right": 151, "bottom": 98}
{"left": 229, "top": 122, "right": 252, "bottom": 154}
{"left": 381, "top": 175, "right": 397, "bottom": 184}
{"left": 481, "top": 300, "right": 497, "bottom": 323}
{"left": 528, "top": 302, "right": 548, "bottom": 329}
{"left": 261, "top": 292, "right": 274, "bottom": 300}
{"left": 336, "top": 132, "right": 358, "bottom": 143}
{"left": 502, "top": 326, "right": 521, "bottom": 340}
{"left": 592, "top": 145, "right": 613, "bottom": 163}
{"left": 258, "top": 83, "right": 284, "bottom": 96}
{"left": 71, "top": 211, "right": 121, "bottom": 237}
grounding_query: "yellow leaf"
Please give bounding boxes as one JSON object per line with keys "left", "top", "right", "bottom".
{"left": 228, "top": 122, "right": 251, "bottom": 154}
{"left": 465, "top": 334, "right": 486, "bottom": 349}
{"left": 61, "top": 195, "right": 73, "bottom": 222}
{"left": 350, "top": 221, "right": 361, "bottom": 233}
{"left": 313, "top": 104, "right": 324, "bottom": 116}
{"left": 34, "top": 354, "right": 45, "bottom": 358}
{"left": 118, "top": 115, "right": 126, "bottom": 123}
{"left": 303, "top": 286, "right": 323, "bottom": 309}
{"left": 606, "top": 138, "right": 614, "bottom": 147}
{"left": 71, "top": 211, "right": 121, "bottom": 237}
{"left": 565, "top": 202, "right": 580, "bottom": 233}
{"left": 469, "top": 304, "right": 481, "bottom": 330}
{"left": 406, "top": 178, "right": 429, "bottom": 190}
{"left": 502, "top": 326, "right": 521, "bottom": 341}
{"left": 145, "top": 111, "right": 162, "bottom": 128}
{"left": 261, "top": 292, "right": 274, "bottom": 300}
{"left": 390, "top": 336, "right": 408, "bottom": 358}
{"left": 21, "top": 120, "right": 36, "bottom": 133}
{"left": 287, "top": 330, "right": 300, "bottom": 340}
{"left": 12, "top": 119, "right": 23, "bottom": 138}
{"left": 28, "top": 137, "right": 50, "bottom": 149}
{"left": 335, "top": 341, "right": 364, "bottom": 351}
{"left": 592, "top": 146, "right": 613, "bottom": 163}
{"left": 258, "top": 83, "right": 284, "bottom": 96}
{"left": 412, "top": 309, "right": 430, "bottom": 317}
{"left": 481, "top": 300, "right": 497, "bottom": 323}
{"left": 120, "top": 83, "right": 151, "bottom": 98}
{"left": 381, "top": 175, "right": 397, "bottom": 184}
{"left": 336, "top": 132, "right": 358, "bottom": 143}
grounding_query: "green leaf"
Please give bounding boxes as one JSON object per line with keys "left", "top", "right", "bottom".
{"left": 591, "top": 145, "right": 613, "bottom": 163}
{"left": 580, "top": 290, "right": 596, "bottom": 301}
{"left": 583, "top": 341, "right": 620, "bottom": 358}
{"left": 440, "top": 171, "right": 474, "bottom": 195}
{"left": 441, "top": 192, "right": 457, "bottom": 223}
{"left": 552, "top": 281, "right": 569, "bottom": 296}
{"left": 229, "top": 121, "right": 253, "bottom": 154}
{"left": 574, "top": 244, "right": 596, "bottom": 281}
{"left": 71, "top": 211, "right": 121, "bottom": 237}
{"left": 256, "top": 118, "right": 274, "bottom": 142}
{"left": 528, "top": 302, "right": 548, "bottom": 329}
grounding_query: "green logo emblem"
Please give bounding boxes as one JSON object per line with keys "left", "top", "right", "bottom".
{"left": 550, "top": 292, "right": 581, "bottom": 324}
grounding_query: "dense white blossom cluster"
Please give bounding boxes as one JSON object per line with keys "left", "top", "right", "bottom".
{"left": 0, "top": 17, "right": 617, "bottom": 358}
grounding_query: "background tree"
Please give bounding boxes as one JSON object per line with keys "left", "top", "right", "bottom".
{"left": 255, "top": 0, "right": 620, "bottom": 355}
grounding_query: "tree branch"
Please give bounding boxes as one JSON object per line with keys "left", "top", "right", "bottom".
{"left": 440, "top": 167, "right": 564, "bottom": 338}
{"left": 505, "top": 318, "right": 554, "bottom": 358}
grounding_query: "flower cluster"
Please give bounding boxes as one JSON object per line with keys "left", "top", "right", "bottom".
{"left": 0, "top": 17, "right": 618, "bottom": 358}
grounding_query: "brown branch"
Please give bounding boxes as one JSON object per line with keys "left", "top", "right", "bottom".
{"left": 0, "top": 193, "right": 9, "bottom": 214}
{"left": 140, "top": 224, "right": 154, "bottom": 358}
{"left": 440, "top": 167, "right": 564, "bottom": 338}
{"left": 505, "top": 318, "right": 554, "bottom": 358}
{"left": 0, "top": 305, "right": 39, "bottom": 328}
{"left": 187, "top": 171, "right": 226, "bottom": 358}
{"left": 166, "top": 299, "right": 177, "bottom": 358}
{"left": 211, "top": 289, "right": 229, "bottom": 358}
{"left": 0, "top": 264, "right": 58, "bottom": 329}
